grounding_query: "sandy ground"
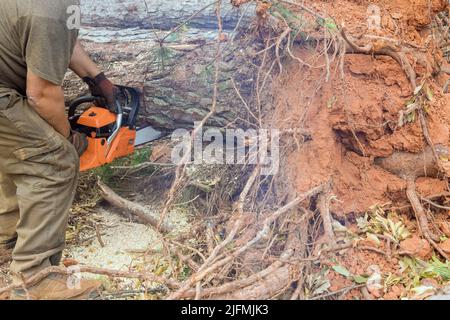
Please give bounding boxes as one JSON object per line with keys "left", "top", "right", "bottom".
{"left": 66, "top": 208, "right": 163, "bottom": 271}
{"left": 0, "top": 202, "right": 190, "bottom": 300}
{"left": 65, "top": 204, "right": 190, "bottom": 298}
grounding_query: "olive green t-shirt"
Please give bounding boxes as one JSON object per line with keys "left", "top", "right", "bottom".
{"left": 0, "top": 0, "right": 79, "bottom": 99}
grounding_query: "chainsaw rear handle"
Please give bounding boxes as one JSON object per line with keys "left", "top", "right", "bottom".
{"left": 69, "top": 86, "right": 141, "bottom": 156}
{"left": 68, "top": 86, "right": 140, "bottom": 129}
{"left": 68, "top": 96, "right": 106, "bottom": 119}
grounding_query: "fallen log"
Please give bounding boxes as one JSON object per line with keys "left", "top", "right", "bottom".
{"left": 80, "top": 0, "right": 254, "bottom": 31}
{"left": 64, "top": 27, "right": 259, "bottom": 130}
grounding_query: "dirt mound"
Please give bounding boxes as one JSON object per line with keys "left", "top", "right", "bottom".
{"left": 271, "top": 0, "right": 450, "bottom": 215}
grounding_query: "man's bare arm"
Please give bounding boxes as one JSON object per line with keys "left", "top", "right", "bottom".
{"left": 69, "top": 40, "right": 101, "bottom": 78}
{"left": 26, "top": 70, "right": 71, "bottom": 138}
{"left": 69, "top": 40, "right": 118, "bottom": 111}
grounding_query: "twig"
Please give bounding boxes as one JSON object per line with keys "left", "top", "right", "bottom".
{"left": 95, "top": 224, "right": 105, "bottom": 248}
{"left": 277, "top": 0, "right": 325, "bottom": 20}
{"left": 0, "top": 265, "right": 180, "bottom": 296}
{"left": 237, "top": 166, "right": 260, "bottom": 214}
{"left": 168, "top": 185, "right": 324, "bottom": 300}
{"left": 310, "top": 284, "right": 365, "bottom": 300}
{"left": 358, "top": 246, "right": 388, "bottom": 256}
{"left": 160, "top": 1, "right": 220, "bottom": 44}
{"left": 110, "top": 162, "right": 177, "bottom": 170}
{"left": 157, "top": 0, "right": 224, "bottom": 231}
{"left": 179, "top": 250, "right": 294, "bottom": 299}
{"left": 421, "top": 196, "right": 450, "bottom": 210}
{"left": 230, "top": 77, "right": 259, "bottom": 123}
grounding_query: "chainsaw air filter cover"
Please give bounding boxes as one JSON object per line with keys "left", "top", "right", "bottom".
{"left": 75, "top": 106, "right": 117, "bottom": 138}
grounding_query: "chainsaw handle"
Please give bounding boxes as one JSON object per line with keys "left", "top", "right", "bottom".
{"left": 115, "top": 86, "right": 140, "bottom": 129}
{"left": 68, "top": 96, "right": 105, "bottom": 119}
{"left": 68, "top": 87, "right": 140, "bottom": 127}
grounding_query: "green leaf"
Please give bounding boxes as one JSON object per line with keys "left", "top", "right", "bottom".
{"left": 425, "top": 86, "right": 434, "bottom": 101}
{"left": 366, "top": 233, "right": 382, "bottom": 246}
{"left": 332, "top": 265, "right": 351, "bottom": 278}
{"left": 411, "top": 285, "right": 434, "bottom": 295}
{"left": 327, "top": 96, "right": 337, "bottom": 109}
{"left": 332, "top": 220, "right": 348, "bottom": 233}
{"left": 324, "top": 18, "right": 337, "bottom": 31}
{"left": 414, "top": 85, "right": 423, "bottom": 96}
{"left": 353, "top": 275, "right": 368, "bottom": 284}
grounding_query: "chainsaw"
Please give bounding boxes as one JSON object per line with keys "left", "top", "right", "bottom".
{"left": 69, "top": 86, "right": 166, "bottom": 172}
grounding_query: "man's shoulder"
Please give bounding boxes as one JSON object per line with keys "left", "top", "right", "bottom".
{"left": 21, "top": 0, "right": 80, "bottom": 21}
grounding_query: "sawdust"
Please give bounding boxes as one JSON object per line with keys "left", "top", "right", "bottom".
{"left": 66, "top": 207, "right": 162, "bottom": 271}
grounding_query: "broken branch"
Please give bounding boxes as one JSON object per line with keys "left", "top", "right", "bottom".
{"left": 98, "top": 180, "right": 174, "bottom": 234}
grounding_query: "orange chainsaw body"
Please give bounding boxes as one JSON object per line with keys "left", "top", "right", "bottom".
{"left": 76, "top": 106, "right": 136, "bottom": 172}
{"left": 69, "top": 87, "right": 144, "bottom": 172}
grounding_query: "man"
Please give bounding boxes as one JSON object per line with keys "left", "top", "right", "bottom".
{"left": 0, "top": 0, "right": 118, "bottom": 299}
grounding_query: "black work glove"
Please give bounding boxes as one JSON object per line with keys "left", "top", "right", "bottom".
{"left": 83, "top": 72, "right": 118, "bottom": 112}
{"left": 68, "top": 130, "right": 88, "bottom": 157}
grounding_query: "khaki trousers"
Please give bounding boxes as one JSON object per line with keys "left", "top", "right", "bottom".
{"left": 0, "top": 93, "right": 79, "bottom": 280}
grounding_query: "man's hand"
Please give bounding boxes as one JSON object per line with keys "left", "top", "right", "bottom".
{"left": 68, "top": 130, "right": 88, "bottom": 156}
{"left": 83, "top": 73, "right": 118, "bottom": 112}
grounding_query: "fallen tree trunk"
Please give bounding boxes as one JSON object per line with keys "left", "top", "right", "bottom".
{"left": 64, "top": 26, "right": 259, "bottom": 130}
{"left": 80, "top": 0, "right": 254, "bottom": 31}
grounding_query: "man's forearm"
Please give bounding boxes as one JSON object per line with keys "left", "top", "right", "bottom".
{"left": 69, "top": 40, "right": 101, "bottom": 79}
{"left": 27, "top": 85, "right": 71, "bottom": 138}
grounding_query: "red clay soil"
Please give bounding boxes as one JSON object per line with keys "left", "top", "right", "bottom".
{"left": 272, "top": 0, "right": 450, "bottom": 215}
{"left": 269, "top": 0, "right": 449, "bottom": 299}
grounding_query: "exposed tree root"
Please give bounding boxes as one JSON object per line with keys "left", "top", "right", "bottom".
{"left": 167, "top": 185, "right": 324, "bottom": 300}
{"left": 444, "top": 78, "right": 450, "bottom": 93}
{"left": 375, "top": 145, "right": 450, "bottom": 259}
{"left": 419, "top": 109, "right": 447, "bottom": 176}
{"left": 318, "top": 189, "right": 336, "bottom": 246}
{"left": 406, "top": 179, "right": 439, "bottom": 242}
{"left": 406, "top": 179, "right": 449, "bottom": 260}
{"left": 178, "top": 250, "right": 294, "bottom": 299}
{"left": 213, "top": 265, "right": 292, "bottom": 299}
{"left": 341, "top": 28, "right": 417, "bottom": 90}
{"left": 337, "top": 22, "right": 450, "bottom": 261}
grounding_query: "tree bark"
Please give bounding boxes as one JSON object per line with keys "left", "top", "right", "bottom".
{"left": 80, "top": 0, "right": 254, "bottom": 31}
{"left": 64, "top": 26, "right": 259, "bottom": 130}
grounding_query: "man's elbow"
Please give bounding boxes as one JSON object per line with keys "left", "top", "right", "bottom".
{"left": 26, "top": 83, "right": 63, "bottom": 110}
{"left": 26, "top": 69, "right": 64, "bottom": 109}
{"left": 26, "top": 88, "right": 45, "bottom": 108}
